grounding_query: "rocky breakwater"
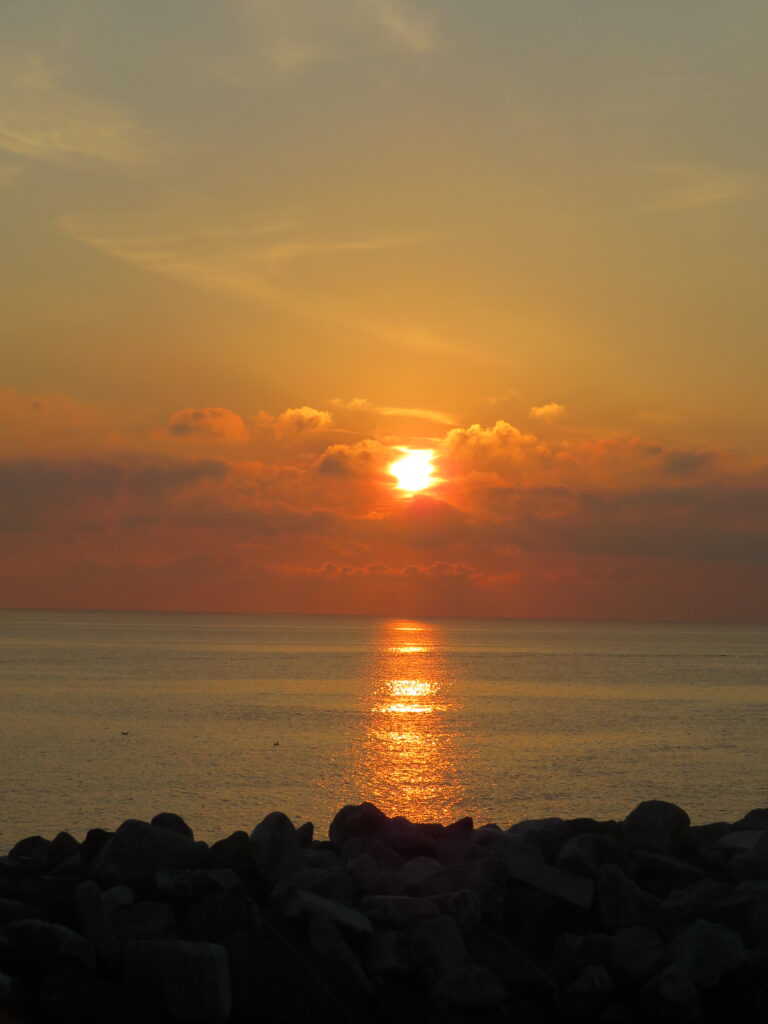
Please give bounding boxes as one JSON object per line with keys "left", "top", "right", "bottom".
{"left": 1, "top": 801, "right": 768, "bottom": 1022}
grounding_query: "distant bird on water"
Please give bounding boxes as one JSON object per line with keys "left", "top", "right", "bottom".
{"left": 273, "top": 741, "right": 279, "bottom": 746}
{"left": 121, "top": 730, "right": 129, "bottom": 735}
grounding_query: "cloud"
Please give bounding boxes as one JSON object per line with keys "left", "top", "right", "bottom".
{"left": 0, "top": 54, "right": 146, "bottom": 164}
{"left": 167, "top": 407, "right": 250, "bottom": 442}
{"left": 331, "top": 397, "right": 457, "bottom": 427}
{"left": 316, "top": 438, "right": 390, "bottom": 477}
{"left": 271, "top": 560, "right": 514, "bottom": 586}
{"left": 646, "top": 161, "right": 758, "bottom": 211}
{"left": 274, "top": 406, "right": 334, "bottom": 438}
{"left": 529, "top": 402, "right": 566, "bottom": 423}
{"left": 359, "top": 0, "right": 439, "bottom": 53}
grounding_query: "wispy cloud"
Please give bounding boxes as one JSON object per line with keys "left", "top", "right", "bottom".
{"left": 331, "top": 397, "right": 457, "bottom": 426}
{"left": 360, "top": 0, "right": 439, "bottom": 53}
{"left": 0, "top": 54, "right": 146, "bottom": 165}
{"left": 645, "top": 161, "right": 758, "bottom": 211}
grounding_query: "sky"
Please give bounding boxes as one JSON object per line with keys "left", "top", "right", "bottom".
{"left": 2, "top": 0, "right": 768, "bottom": 621}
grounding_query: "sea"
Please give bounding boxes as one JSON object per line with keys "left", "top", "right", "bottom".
{"left": 1, "top": 610, "right": 767, "bottom": 851}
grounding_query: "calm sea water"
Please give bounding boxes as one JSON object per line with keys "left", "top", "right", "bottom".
{"left": 1, "top": 610, "right": 767, "bottom": 850}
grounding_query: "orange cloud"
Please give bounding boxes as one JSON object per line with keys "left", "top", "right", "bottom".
{"left": 273, "top": 405, "right": 333, "bottom": 438}
{"left": 167, "top": 407, "right": 250, "bottom": 442}
{"left": 529, "top": 402, "right": 566, "bottom": 422}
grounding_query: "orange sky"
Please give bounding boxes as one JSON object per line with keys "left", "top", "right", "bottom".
{"left": 2, "top": 2, "right": 768, "bottom": 620}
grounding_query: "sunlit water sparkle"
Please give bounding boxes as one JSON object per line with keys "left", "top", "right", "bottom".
{"left": 1, "top": 610, "right": 767, "bottom": 848}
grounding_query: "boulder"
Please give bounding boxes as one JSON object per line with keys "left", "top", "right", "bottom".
{"left": 250, "top": 812, "right": 301, "bottom": 881}
{"left": 155, "top": 867, "right": 242, "bottom": 902}
{"left": 283, "top": 888, "right": 372, "bottom": 936}
{"left": 0, "top": 898, "right": 48, "bottom": 927}
{"left": 666, "top": 919, "right": 747, "bottom": 989}
{"left": 361, "top": 894, "right": 439, "bottom": 928}
{"left": 125, "top": 939, "right": 231, "bottom": 1023}
{"left": 623, "top": 801, "right": 690, "bottom": 853}
{"left": 151, "top": 812, "right": 194, "bottom": 840}
{"left": 328, "top": 802, "right": 387, "bottom": 848}
{"left": 597, "top": 863, "right": 660, "bottom": 933}
{"left": 433, "top": 963, "right": 507, "bottom": 1006}
{"left": 37, "top": 968, "right": 167, "bottom": 1024}
{"left": 505, "top": 857, "right": 595, "bottom": 910}
{"left": 718, "top": 830, "right": 766, "bottom": 853}
{"left": 611, "top": 926, "right": 664, "bottom": 987}
{"left": 209, "top": 830, "right": 254, "bottom": 873}
{"left": 557, "top": 834, "right": 602, "bottom": 878}
{"left": 641, "top": 966, "right": 700, "bottom": 1016}
{"left": 508, "top": 818, "right": 569, "bottom": 859}
{"left": 75, "top": 880, "right": 120, "bottom": 969}
{"left": 8, "top": 835, "right": 50, "bottom": 866}
{"left": 365, "top": 928, "right": 407, "bottom": 975}
{"left": 431, "top": 889, "right": 483, "bottom": 932}
{"left": 97, "top": 820, "right": 208, "bottom": 879}
{"left": 296, "top": 822, "right": 314, "bottom": 847}
{"left": 376, "top": 816, "right": 436, "bottom": 858}
{"left": 307, "top": 914, "right": 371, "bottom": 993}
{"left": 181, "top": 891, "right": 253, "bottom": 943}
{"left": 43, "top": 832, "right": 81, "bottom": 872}
{"left": 1, "top": 919, "right": 95, "bottom": 975}
{"left": 405, "top": 914, "right": 469, "bottom": 980}
{"left": 112, "top": 901, "right": 177, "bottom": 944}
{"left": 562, "top": 963, "right": 614, "bottom": 1016}
{"left": 394, "top": 856, "right": 443, "bottom": 893}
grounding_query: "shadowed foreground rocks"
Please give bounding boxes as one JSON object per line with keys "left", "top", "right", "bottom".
{"left": 1, "top": 801, "right": 768, "bottom": 1022}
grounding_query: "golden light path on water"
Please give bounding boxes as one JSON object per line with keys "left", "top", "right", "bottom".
{"left": 352, "top": 619, "right": 467, "bottom": 823}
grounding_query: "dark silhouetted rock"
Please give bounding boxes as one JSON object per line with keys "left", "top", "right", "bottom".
{"left": 718, "top": 829, "right": 766, "bottom": 853}
{"left": 394, "top": 855, "right": 443, "bottom": 893}
{"left": 79, "top": 828, "right": 112, "bottom": 867}
{"left": 209, "top": 830, "right": 253, "bottom": 873}
{"left": 284, "top": 888, "right": 372, "bottom": 935}
{"left": 250, "top": 812, "right": 301, "bottom": 880}
{"left": 0, "top": 898, "right": 48, "bottom": 927}
{"left": 37, "top": 967, "right": 166, "bottom": 1024}
{"left": 376, "top": 816, "right": 436, "bottom": 858}
{"left": 597, "top": 863, "right": 660, "bottom": 933}
{"left": 124, "top": 939, "right": 231, "bottom": 1023}
{"left": 433, "top": 963, "right": 507, "bottom": 1006}
{"left": 611, "top": 926, "right": 664, "bottom": 987}
{"left": 562, "top": 963, "right": 614, "bottom": 1016}
{"left": 307, "top": 914, "right": 371, "bottom": 993}
{"left": 557, "top": 833, "right": 602, "bottom": 878}
{"left": 431, "top": 889, "right": 483, "bottom": 932}
{"left": 362, "top": 894, "right": 440, "bottom": 928}
{"left": 506, "top": 857, "right": 595, "bottom": 910}
{"left": 667, "top": 919, "right": 747, "bottom": 989}
{"left": 366, "top": 927, "right": 407, "bottom": 975}
{"left": 181, "top": 891, "right": 253, "bottom": 943}
{"left": 1, "top": 919, "right": 95, "bottom": 975}
{"left": 98, "top": 819, "right": 208, "bottom": 879}
{"left": 75, "top": 879, "right": 120, "bottom": 969}
{"left": 406, "top": 914, "right": 469, "bottom": 980}
{"left": 112, "top": 900, "right": 177, "bottom": 944}
{"left": 641, "top": 966, "right": 700, "bottom": 1017}
{"left": 623, "top": 800, "right": 690, "bottom": 853}
{"left": 43, "top": 832, "right": 80, "bottom": 872}
{"left": 508, "top": 817, "right": 569, "bottom": 860}
{"left": 156, "top": 867, "right": 241, "bottom": 902}
{"left": 296, "top": 821, "right": 313, "bottom": 846}
{"left": 8, "top": 835, "right": 50, "bottom": 867}
{"left": 328, "top": 802, "right": 387, "bottom": 848}
{"left": 151, "top": 812, "right": 194, "bottom": 839}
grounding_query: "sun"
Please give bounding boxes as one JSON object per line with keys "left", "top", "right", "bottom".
{"left": 389, "top": 448, "right": 436, "bottom": 493}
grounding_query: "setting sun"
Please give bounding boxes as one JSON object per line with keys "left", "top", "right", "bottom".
{"left": 389, "top": 448, "right": 436, "bottom": 493}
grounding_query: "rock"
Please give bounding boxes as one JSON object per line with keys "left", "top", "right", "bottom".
{"left": 307, "top": 914, "right": 371, "bottom": 993}
{"left": 37, "top": 968, "right": 167, "bottom": 1024}
{"left": 1, "top": 919, "right": 95, "bottom": 974}
{"left": 642, "top": 966, "right": 700, "bottom": 1016}
{"left": 181, "top": 891, "right": 254, "bottom": 943}
{"left": 151, "top": 812, "right": 194, "bottom": 839}
{"left": 124, "top": 939, "right": 231, "bottom": 1023}
{"left": 112, "top": 901, "right": 177, "bottom": 943}
{"left": 0, "top": 898, "right": 48, "bottom": 926}
{"left": 376, "top": 816, "right": 436, "bottom": 858}
{"left": 102, "top": 885, "right": 134, "bottom": 916}
{"left": 80, "top": 828, "right": 113, "bottom": 867}
{"left": 394, "top": 855, "right": 443, "bottom": 893}
{"left": 633, "top": 849, "right": 705, "bottom": 898}
{"left": 433, "top": 963, "right": 507, "bottom": 1006}
{"left": 296, "top": 822, "right": 313, "bottom": 847}
{"left": 508, "top": 817, "right": 569, "bottom": 859}
{"left": 341, "top": 836, "right": 403, "bottom": 872}
{"left": 405, "top": 914, "right": 469, "bottom": 980}
{"left": 611, "top": 926, "right": 664, "bottom": 987}
{"left": 284, "top": 888, "right": 372, "bottom": 935}
{"left": 597, "top": 863, "right": 660, "bottom": 933}
{"left": 733, "top": 808, "right": 768, "bottom": 831}
{"left": 328, "top": 802, "right": 387, "bottom": 848}
{"left": 466, "top": 927, "right": 555, "bottom": 997}
{"left": 75, "top": 880, "right": 120, "bottom": 969}
{"left": 361, "top": 894, "right": 439, "bottom": 928}
{"left": 505, "top": 857, "right": 595, "bottom": 910}
{"left": 431, "top": 889, "right": 483, "bottom": 932}
{"left": 623, "top": 801, "right": 690, "bottom": 853}
{"left": 250, "top": 812, "right": 301, "bottom": 881}
{"left": 667, "top": 919, "right": 747, "bottom": 989}
{"left": 557, "top": 834, "right": 602, "bottom": 878}
{"left": 8, "top": 835, "right": 50, "bottom": 866}
{"left": 365, "top": 928, "right": 407, "bottom": 975}
{"left": 98, "top": 819, "right": 208, "bottom": 879}
{"left": 718, "top": 830, "right": 766, "bottom": 853}
{"left": 562, "top": 963, "right": 614, "bottom": 1016}
{"left": 43, "top": 832, "right": 80, "bottom": 871}
{"left": 209, "top": 830, "right": 253, "bottom": 873}
{"left": 156, "top": 867, "right": 242, "bottom": 902}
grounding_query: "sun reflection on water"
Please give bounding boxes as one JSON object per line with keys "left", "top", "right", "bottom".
{"left": 353, "top": 619, "right": 467, "bottom": 822}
